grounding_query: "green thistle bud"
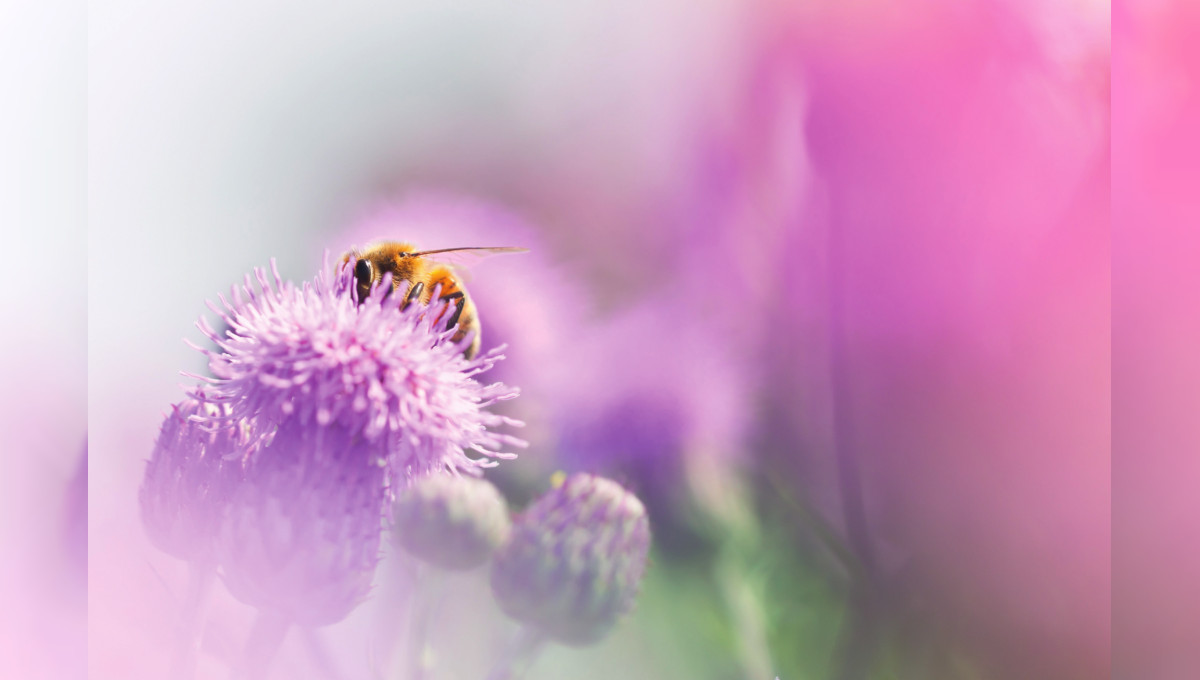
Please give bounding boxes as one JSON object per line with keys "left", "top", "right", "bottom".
{"left": 393, "top": 474, "right": 511, "bottom": 570}
{"left": 490, "top": 473, "right": 652, "bottom": 646}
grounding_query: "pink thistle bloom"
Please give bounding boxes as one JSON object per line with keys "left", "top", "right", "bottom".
{"left": 188, "top": 258, "right": 526, "bottom": 481}
{"left": 141, "top": 256, "right": 525, "bottom": 634}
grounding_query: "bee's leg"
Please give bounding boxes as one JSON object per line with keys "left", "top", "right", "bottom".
{"left": 403, "top": 281, "right": 425, "bottom": 308}
{"left": 441, "top": 291, "right": 465, "bottom": 330}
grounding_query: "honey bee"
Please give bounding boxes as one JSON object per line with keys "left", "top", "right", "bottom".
{"left": 341, "top": 242, "right": 527, "bottom": 359}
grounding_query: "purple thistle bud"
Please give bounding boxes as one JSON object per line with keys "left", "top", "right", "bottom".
{"left": 188, "top": 258, "right": 525, "bottom": 480}
{"left": 140, "top": 399, "right": 248, "bottom": 564}
{"left": 393, "top": 473, "right": 511, "bottom": 570}
{"left": 218, "top": 422, "right": 386, "bottom": 627}
{"left": 490, "top": 473, "right": 651, "bottom": 646}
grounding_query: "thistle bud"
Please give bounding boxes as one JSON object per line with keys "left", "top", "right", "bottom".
{"left": 490, "top": 473, "right": 651, "bottom": 646}
{"left": 393, "top": 474, "right": 511, "bottom": 570}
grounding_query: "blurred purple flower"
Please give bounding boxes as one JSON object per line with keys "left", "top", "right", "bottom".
{"left": 218, "top": 422, "right": 386, "bottom": 626}
{"left": 140, "top": 399, "right": 248, "bottom": 565}
{"left": 332, "top": 192, "right": 590, "bottom": 457}
{"left": 557, "top": 298, "right": 753, "bottom": 487}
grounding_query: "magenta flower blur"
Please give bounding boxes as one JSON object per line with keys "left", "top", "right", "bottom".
{"left": 190, "top": 259, "right": 526, "bottom": 479}
{"left": 558, "top": 299, "right": 752, "bottom": 477}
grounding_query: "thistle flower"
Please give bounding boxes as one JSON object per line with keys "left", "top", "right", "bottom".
{"left": 140, "top": 399, "right": 248, "bottom": 564}
{"left": 218, "top": 422, "right": 387, "bottom": 627}
{"left": 393, "top": 473, "right": 511, "bottom": 570}
{"left": 490, "top": 474, "right": 651, "bottom": 646}
{"left": 333, "top": 193, "right": 590, "bottom": 459}
{"left": 189, "top": 259, "right": 525, "bottom": 480}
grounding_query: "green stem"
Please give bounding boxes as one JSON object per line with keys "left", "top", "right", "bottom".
{"left": 827, "top": 191, "right": 880, "bottom": 680}
{"left": 765, "top": 472, "right": 860, "bottom": 579}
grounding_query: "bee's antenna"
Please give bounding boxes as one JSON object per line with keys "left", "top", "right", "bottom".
{"left": 409, "top": 246, "right": 528, "bottom": 257}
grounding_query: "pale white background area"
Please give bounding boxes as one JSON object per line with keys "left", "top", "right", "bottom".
{"left": 0, "top": 1, "right": 85, "bottom": 678}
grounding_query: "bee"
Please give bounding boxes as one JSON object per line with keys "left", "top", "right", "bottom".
{"left": 341, "top": 242, "right": 527, "bottom": 359}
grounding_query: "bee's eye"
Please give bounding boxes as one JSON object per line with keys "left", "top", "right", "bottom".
{"left": 354, "top": 259, "right": 374, "bottom": 287}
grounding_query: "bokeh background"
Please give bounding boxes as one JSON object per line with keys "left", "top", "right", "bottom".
{"left": 1, "top": 1, "right": 86, "bottom": 679}
{"left": 6, "top": 0, "right": 1183, "bottom": 678}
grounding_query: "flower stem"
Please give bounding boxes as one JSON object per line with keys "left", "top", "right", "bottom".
{"left": 169, "top": 562, "right": 214, "bottom": 680}
{"left": 714, "top": 548, "right": 773, "bottom": 680}
{"left": 233, "top": 610, "right": 291, "bottom": 680}
{"left": 405, "top": 566, "right": 445, "bottom": 680}
{"left": 764, "top": 470, "right": 860, "bottom": 579}
{"left": 828, "top": 195, "right": 880, "bottom": 680}
{"left": 483, "top": 628, "right": 546, "bottom": 680}
{"left": 373, "top": 551, "right": 420, "bottom": 677}
{"left": 302, "top": 627, "right": 345, "bottom": 680}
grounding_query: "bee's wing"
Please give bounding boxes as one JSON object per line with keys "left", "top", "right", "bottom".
{"left": 412, "top": 246, "right": 528, "bottom": 282}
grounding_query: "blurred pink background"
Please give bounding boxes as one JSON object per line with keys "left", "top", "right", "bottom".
{"left": 1114, "top": 1, "right": 1200, "bottom": 678}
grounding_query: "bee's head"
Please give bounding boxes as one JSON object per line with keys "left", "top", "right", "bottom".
{"left": 353, "top": 257, "right": 375, "bottom": 295}
{"left": 340, "top": 249, "right": 375, "bottom": 303}
{"left": 343, "top": 242, "right": 421, "bottom": 303}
